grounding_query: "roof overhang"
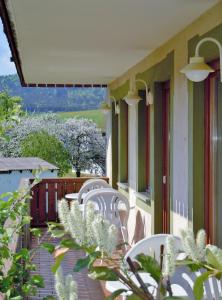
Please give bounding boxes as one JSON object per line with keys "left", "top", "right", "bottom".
{"left": 0, "top": 0, "right": 219, "bottom": 87}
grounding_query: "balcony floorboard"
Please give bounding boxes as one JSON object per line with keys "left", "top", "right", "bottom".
{"left": 29, "top": 228, "right": 104, "bottom": 300}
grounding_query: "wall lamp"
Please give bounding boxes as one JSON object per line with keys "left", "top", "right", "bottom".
{"left": 181, "top": 37, "right": 222, "bottom": 82}
{"left": 110, "top": 96, "right": 120, "bottom": 114}
{"left": 124, "top": 78, "right": 153, "bottom": 106}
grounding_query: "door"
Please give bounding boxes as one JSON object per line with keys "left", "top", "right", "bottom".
{"left": 162, "top": 81, "right": 170, "bottom": 233}
{"left": 204, "top": 61, "right": 222, "bottom": 246}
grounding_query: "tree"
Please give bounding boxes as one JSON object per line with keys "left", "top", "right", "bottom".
{"left": 0, "top": 113, "right": 106, "bottom": 177}
{"left": 60, "top": 118, "right": 106, "bottom": 177}
{"left": 21, "top": 131, "right": 70, "bottom": 176}
{"left": 0, "top": 113, "right": 61, "bottom": 157}
{"left": 0, "top": 91, "right": 23, "bottom": 137}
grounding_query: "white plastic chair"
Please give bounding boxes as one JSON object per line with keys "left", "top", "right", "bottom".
{"left": 81, "top": 188, "right": 130, "bottom": 244}
{"left": 106, "top": 234, "right": 222, "bottom": 299}
{"left": 77, "top": 178, "right": 110, "bottom": 203}
{"left": 106, "top": 234, "right": 183, "bottom": 298}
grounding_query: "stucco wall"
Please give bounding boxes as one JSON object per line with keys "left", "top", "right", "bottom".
{"left": 106, "top": 2, "right": 222, "bottom": 239}
{"left": 0, "top": 170, "right": 58, "bottom": 198}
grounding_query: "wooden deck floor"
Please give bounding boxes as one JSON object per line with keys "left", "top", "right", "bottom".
{"left": 29, "top": 228, "right": 105, "bottom": 300}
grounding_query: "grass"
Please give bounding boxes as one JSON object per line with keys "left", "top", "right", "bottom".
{"left": 57, "top": 109, "right": 105, "bottom": 130}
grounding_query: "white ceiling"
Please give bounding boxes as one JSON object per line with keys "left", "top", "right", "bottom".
{"left": 6, "top": 0, "right": 219, "bottom": 84}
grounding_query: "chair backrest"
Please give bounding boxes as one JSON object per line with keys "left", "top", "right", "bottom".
{"left": 171, "top": 266, "right": 222, "bottom": 300}
{"left": 124, "top": 234, "right": 222, "bottom": 299}
{"left": 82, "top": 188, "right": 130, "bottom": 228}
{"left": 124, "top": 234, "right": 182, "bottom": 264}
{"left": 78, "top": 179, "right": 110, "bottom": 202}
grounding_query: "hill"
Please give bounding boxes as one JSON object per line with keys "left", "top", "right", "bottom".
{"left": 0, "top": 74, "right": 106, "bottom": 112}
{"left": 57, "top": 110, "right": 105, "bottom": 130}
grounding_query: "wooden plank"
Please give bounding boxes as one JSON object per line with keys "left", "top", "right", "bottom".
{"left": 38, "top": 182, "right": 47, "bottom": 225}
{"left": 31, "top": 185, "right": 39, "bottom": 226}
{"left": 48, "top": 183, "right": 56, "bottom": 221}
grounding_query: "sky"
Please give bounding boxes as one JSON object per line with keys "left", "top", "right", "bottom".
{"left": 0, "top": 19, "right": 16, "bottom": 76}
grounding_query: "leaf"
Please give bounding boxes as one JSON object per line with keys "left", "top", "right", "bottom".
{"left": 136, "top": 253, "right": 161, "bottom": 283}
{"left": 52, "top": 253, "right": 65, "bottom": 273}
{"left": 31, "top": 228, "right": 42, "bottom": 238}
{"left": 30, "top": 274, "right": 45, "bottom": 288}
{"left": 106, "top": 289, "right": 128, "bottom": 299}
{"left": 193, "top": 271, "right": 212, "bottom": 300}
{"left": 89, "top": 267, "right": 118, "bottom": 281}
{"left": 126, "top": 295, "right": 141, "bottom": 300}
{"left": 60, "top": 239, "right": 81, "bottom": 250}
{"left": 54, "top": 247, "right": 69, "bottom": 258}
{"left": 41, "top": 243, "right": 55, "bottom": 254}
{"left": 206, "top": 248, "right": 222, "bottom": 271}
{"left": 73, "top": 255, "right": 91, "bottom": 272}
{"left": 43, "top": 297, "right": 56, "bottom": 300}
{"left": 9, "top": 297, "right": 23, "bottom": 300}
{"left": 22, "top": 215, "right": 32, "bottom": 225}
{"left": 50, "top": 229, "right": 65, "bottom": 238}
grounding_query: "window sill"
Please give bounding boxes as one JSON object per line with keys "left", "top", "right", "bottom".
{"left": 117, "top": 182, "right": 129, "bottom": 192}
{"left": 135, "top": 191, "right": 151, "bottom": 203}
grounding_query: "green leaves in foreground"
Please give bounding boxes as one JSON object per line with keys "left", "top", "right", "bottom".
{"left": 193, "top": 271, "right": 213, "bottom": 300}
{"left": 73, "top": 251, "right": 101, "bottom": 272}
{"left": 30, "top": 274, "right": 45, "bottom": 288}
{"left": 106, "top": 289, "right": 128, "bottom": 300}
{"left": 136, "top": 253, "right": 162, "bottom": 283}
{"left": 41, "top": 243, "right": 55, "bottom": 254}
{"left": 89, "top": 266, "right": 118, "bottom": 281}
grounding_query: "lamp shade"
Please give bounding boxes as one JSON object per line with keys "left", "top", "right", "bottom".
{"left": 181, "top": 56, "right": 214, "bottom": 82}
{"left": 124, "top": 90, "right": 141, "bottom": 106}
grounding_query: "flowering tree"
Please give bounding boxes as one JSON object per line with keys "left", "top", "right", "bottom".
{"left": 0, "top": 113, "right": 61, "bottom": 157}
{"left": 21, "top": 131, "right": 70, "bottom": 176}
{"left": 0, "top": 114, "right": 106, "bottom": 177}
{"left": 59, "top": 119, "right": 106, "bottom": 177}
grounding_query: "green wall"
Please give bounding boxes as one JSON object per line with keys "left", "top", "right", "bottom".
{"left": 188, "top": 23, "right": 222, "bottom": 233}
{"left": 111, "top": 52, "right": 174, "bottom": 234}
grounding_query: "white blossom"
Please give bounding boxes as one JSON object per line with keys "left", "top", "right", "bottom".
{"left": 55, "top": 267, "right": 77, "bottom": 300}
{"left": 163, "top": 235, "right": 176, "bottom": 276}
{"left": 85, "top": 201, "right": 96, "bottom": 245}
{"left": 106, "top": 224, "right": 118, "bottom": 256}
{"left": 57, "top": 198, "right": 118, "bottom": 256}
{"left": 68, "top": 201, "right": 85, "bottom": 245}
{"left": 181, "top": 229, "right": 206, "bottom": 262}
{"left": 58, "top": 199, "right": 70, "bottom": 229}
{"left": 196, "top": 229, "right": 206, "bottom": 260}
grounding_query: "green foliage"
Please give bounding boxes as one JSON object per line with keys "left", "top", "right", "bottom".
{"left": 106, "top": 289, "right": 128, "bottom": 300}
{"left": 0, "top": 74, "right": 106, "bottom": 112}
{"left": 57, "top": 109, "right": 105, "bottom": 131}
{"left": 89, "top": 266, "right": 118, "bottom": 281}
{"left": 0, "top": 180, "right": 45, "bottom": 299}
{"left": 21, "top": 131, "right": 70, "bottom": 176}
{"left": 193, "top": 271, "right": 213, "bottom": 300}
{"left": 0, "top": 91, "right": 23, "bottom": 136}
{"left": 136, "top": 253, "right": 162, "bottom": 284}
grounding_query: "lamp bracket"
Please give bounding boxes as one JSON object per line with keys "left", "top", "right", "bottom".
{"left": 135, "top": 79, "right": 152, "bottom": 105}
{"left": 195, "top": 37, "right": 222, "bottom": 82}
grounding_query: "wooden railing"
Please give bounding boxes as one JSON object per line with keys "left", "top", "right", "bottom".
{"left": 30, "top": 177, "right": 109, "bottom": 227}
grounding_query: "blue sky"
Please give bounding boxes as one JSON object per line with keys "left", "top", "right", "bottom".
{"left": 0, "top": 19, "right": 16, "bottom": 76}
